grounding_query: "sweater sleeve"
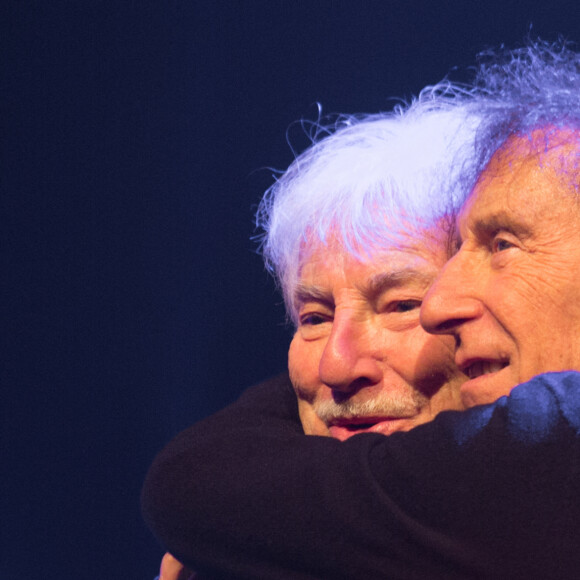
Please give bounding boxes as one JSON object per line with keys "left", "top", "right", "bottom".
{"left": 141, "top": 371, "right": 580, "bottom": 580}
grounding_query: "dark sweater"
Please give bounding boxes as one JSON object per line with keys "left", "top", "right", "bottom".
{"left": 142, "top": 371, "right": 580, "bottom": 579}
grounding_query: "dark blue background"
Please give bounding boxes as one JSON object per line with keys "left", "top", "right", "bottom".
{"left": 3, "top": 1, "right": 579, "bottom": 578}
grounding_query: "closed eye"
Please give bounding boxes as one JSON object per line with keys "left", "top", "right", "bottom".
{"left": 390, "top": 300, "right": 422, "bottom": 313}
{"left": 299, "top": 313, "right": 329, "bottom": 326}
{"left": 297, "top": 310, "right": 333, "bottom": 340}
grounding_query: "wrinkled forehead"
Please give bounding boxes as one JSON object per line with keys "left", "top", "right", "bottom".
{"left": 459, "top": 127, "right": 580, "bottom": 223}
{"left": 284, "top": 217, "right": 454, "bottom": 325}
{"left": 295, "top": 225, "right": 449, "bottom": 285}
{"left": 483, "top": 127, "right": 579, "bottom": 179}
{"left": 299, "top": 215, "right": 451, "bottom": 263}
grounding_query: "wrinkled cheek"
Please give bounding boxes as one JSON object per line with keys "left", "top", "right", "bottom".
{"left": 493, "top": 272, "right": 552, "bottom": 315}
{"left": 297, "top": 398, "right": 330, "bottom": 436}
{"left": 492, "top": 281, "right": 555, "bottom": 343}
{"left": 288, "top": 336, "right": 322, "bottom": 402}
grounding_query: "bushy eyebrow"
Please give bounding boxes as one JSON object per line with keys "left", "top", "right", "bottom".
{"left": 470, "top": 212, "right": 532, "bottom": 240}
{"left": 293, "top": 283, "right": 333, "bottom": 310}
{"left": 361, "top": 269, "right": 436, "bottom": 299}
{"left": 293, "top": 268, "right": 436, "bottom": 311}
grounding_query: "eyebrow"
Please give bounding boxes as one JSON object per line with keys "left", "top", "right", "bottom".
{"left": 293, "top": 267, "right": 436, "bottom": 309}
{"left": 469, "top": 212, "right": 532, "bottom": 239}
{"left": 361, "top": 268, "right": 436, "bottom": 299}
{"left": 293, "top": 283, "right": 333, "bottom": 309}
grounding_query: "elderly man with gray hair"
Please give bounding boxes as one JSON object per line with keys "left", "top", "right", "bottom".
{"left": 144, "top": 40, "right": 580, "bottom": 579}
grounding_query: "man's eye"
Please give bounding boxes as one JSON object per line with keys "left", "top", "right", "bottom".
{"left": 300, "top": 314, "right": 327, "bottom": 326}
{"left": 492, "top": 237, "right": 515, "bottom": 252}
{"left": 392, "top": 300, "right": 421, "bottom": 313}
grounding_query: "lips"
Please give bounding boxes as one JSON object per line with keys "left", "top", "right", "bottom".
{"left": 464, "top": 359, "right": 508, "bottom": 379}
{"left": 328, "top": 417, "right": 415, "bottom": 441}
{"left": 455, "top": 356, "right": 512, "bottom": 407}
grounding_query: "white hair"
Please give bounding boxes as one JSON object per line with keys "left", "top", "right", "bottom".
{"left": 255, "top": 39, "right": 580, "bottom": 324}
{"left": 464, "top": 39, "right": 580, "bottom": 195}
{"left": 255, "top": 87, "right": 483, "bottom": 323}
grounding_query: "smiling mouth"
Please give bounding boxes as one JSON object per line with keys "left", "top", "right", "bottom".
{"left": 328, "top": 417, "right": 416, "bottom": 441}
{"left": 465, "top": 360, "right": 508, "bottom": 379}
{"left": 340, "top": 422, "right": 377, "bottom": 431}
{"left": 329, "top": 416, "right": 412, "bottom": 432}
{"left": 330, "top": 416, "right": 405, "bottom": 428}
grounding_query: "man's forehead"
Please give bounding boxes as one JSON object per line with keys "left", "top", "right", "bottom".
{"left": 457, "top": 128, "right": 580, "bottom": 232}
{"left": 296, "top": 237, "right": 444, "bottom": 288}
{"left": 302, "top": 237, "right": 441, "bottom": 265}
{"left": 293, "top": 265, "right": 437, "bottom": 314}
{"left": 303, "top": 222, "right": 447, "bottom": 259}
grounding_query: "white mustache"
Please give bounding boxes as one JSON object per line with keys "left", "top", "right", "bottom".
{"left": 313, "top": 390, "right": 426, "bottom": 424}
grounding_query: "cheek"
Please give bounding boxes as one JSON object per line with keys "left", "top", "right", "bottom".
{"left": 492, "top": 253, "right": 580, "bottom": 315}
{"left": 288, "top": 335, "right": 324, "bottom": 401}
{"left": 404, "top": 333, "right": 465, "bottom": 401}
{"left": 489, "top": 269, "right": 579, "bottom": 339}
{"left": 406, "top": 332, "right": 457, "bottom": 378}
{"left": 495, "top": 270, "right": 546, "bottom": 310}
{"left": 382, "top": 327, "right": 453, "bottom": 381}
{"left": 421, "top": 335, "right": 455, "bottom": 368}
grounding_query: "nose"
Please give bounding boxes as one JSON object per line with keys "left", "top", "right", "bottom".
{"left": 318, "top": 314, "right": 383, "bottom": 394}
{"left": 420, "top": 251, "right": 483, "bottom": 336}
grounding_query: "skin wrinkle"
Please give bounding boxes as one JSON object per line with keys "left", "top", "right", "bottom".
{"left": 421, "top": 128, "right": 580, "bottom": 407}
{"left": 289, "top": 230, "right": 466, "bottom": 439}
{"left": 294, "top": 269, "right": 437, "bottom": 323}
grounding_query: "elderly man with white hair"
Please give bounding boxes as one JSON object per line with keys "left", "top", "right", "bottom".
{"left": 144, "top": 41, "right": 580, "bottom": 580}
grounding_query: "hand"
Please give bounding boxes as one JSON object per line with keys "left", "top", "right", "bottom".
{"left": 159, "top": 553, "right": 197, "bottom": 580}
